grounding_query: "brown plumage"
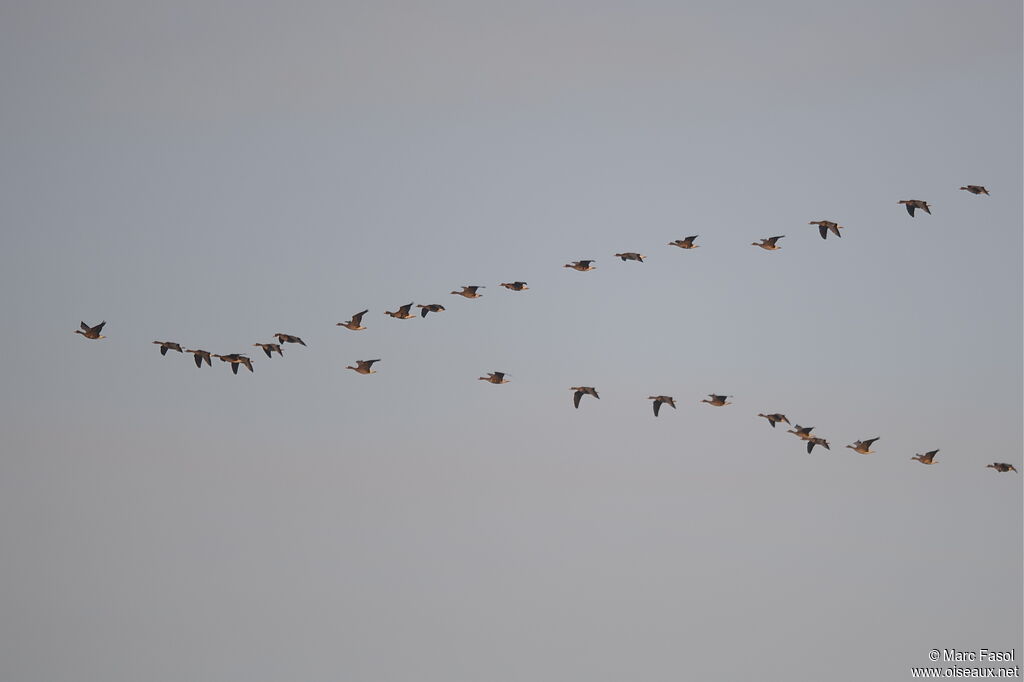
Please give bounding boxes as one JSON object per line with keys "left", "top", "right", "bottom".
{"left": 564, "top": 260, "right": 596, "bottom": 271}
{"left": 479, "top": 371, "right": 509, "bottom": 384}
{"left": 451, "top": 286, "right": 484, "bottom": 299}
{"left": 75, "top": 320, "right": 106, "bottom": 340}
{"left": 809, "top": 220, "right": 843, "bottom": 239}
{"left": 385, "top": 303, "right": 416, "bottom": 319}
{"left": 185, "top": 349, "right": 213, "bottom": 368}
{"left": 614, "top": 252, "right": 645, "bottom": 262}
{"left": 911, "top": 450, "right": 939, "bottom": 465}
{"left": 668, "top": 236, "right": 699, "bottom": 249}
{"left": 571, "top": 386, "right": 599, "bottom": 409}
{"left": 648, "top": 395, "right": 676, "bottom": 417}
{"left": 752, "top": 236, "right": 784, "bottom": 250}
{"left": 960, "top": 185, "right": 989, "bottom": 195}
{"left": 787, "top": 425, "right": 815, "bottom": 440}
{"left": 806, "top": 436, "right": 830, "bottom": 454}
{"left": 898, "top": 199, "right": 931, "bottom": 217}
{"left": 346, "top": 359, "right": 380, "bottom": 375}
{"left": 701, "top": 394, "right": 732, "bottom": 406}
{"left": 758, "top": 413, "right": 790, "bottom": 428}
{"left": 253, "top": 343, "right": 283, "bottom": 358}
{"left": 212, "top": 353, "right": 254, "bottom": 374}
{"left": 846, "top": 437, "right": 880, "bottom": 454}
{"left": 986, "top": 462, "right": 1017, "bottom": 473}
{"left": 153, "top": 341, "right": 183, "bottom": 356}
{"left": 417, "top": 304, "right": 447, "bottom": 317}
{"left": 274, "top": 333, "right": 306, "bottom": 346}
{"left": 500, "top": 281, "right": 529, "bottom": 291}
{"left": 337, "top": 310, "right": 368, "bottom": 330}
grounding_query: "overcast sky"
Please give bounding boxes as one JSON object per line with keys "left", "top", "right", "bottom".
{"left": 1, "top": 1, "right": 1021, "bottom": 680}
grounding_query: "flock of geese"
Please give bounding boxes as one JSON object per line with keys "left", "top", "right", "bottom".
{"left": 74, "top": 184, "right": 1017, "bottom": 475}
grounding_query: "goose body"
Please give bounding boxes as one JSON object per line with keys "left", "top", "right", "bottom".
{"left": 253, "top": 343, "right": 283, "bottom": 358}
{"left": 451, "top": 285, "right": 484, "bottom": 299}
{"left": 846, "top": 437, "right": 880, "bottom": 454}
{"left": 960, "top": 185, "right": 989, "bottom": 195}
{"left": 153, "top": 341, "right": 183, "bottom": 355}
{"left": 564, "top": 260, "right": 596, "bottom": 271}
{"left": 500, "top": 281, "right": 529, "bottom": 291}
{"left": 571, "top": 386, "right": 599, "bottom": 408}
{"left": 614, "top": 252, "right": 645, "bottom": 262}
{"left": 898, "top": 199, "right": 931, "bottom": 217}
{"left": 274, "top": 333, "right": 306, "bottom": 346}
{"left": 809, "top": 220, "right": 843, "bottom": 239}
{"left": 186, "top": 349, "right": 213, "bottom": 368}
{"left": 806, "top": 436, "right": 831, "bottom": 453}
{"left": 648, "top": 395, "right": 676, "bottom": 417}
{"left": 213, "top": 353, "right": 254, "bottom": 374}
{"left": 912, "top": 450, "right": 939, "bottom": 465}
{"left": 668, "top": 236, "right": 699, "bottom": 249}
{"left": 479, "top": 371, "right": 509, "bottom": 384}
{"left": 337, "top": 310, "right": 368, "bottom": 330}
{"left": 758, "top": 413, "right": 790, "bottom": 428}
{"left": 752, "top": 236, "right": 784, "bottom": 250}
{"left": 75, "top": 320, "right": 106, "bottom": 340}
{"left": 701, "top": 394, "right": 732, "bottom": 407}
{"left": 346, "top": 359, "right": 380, "bottom": 375}
{"left": 385, "top": 303, "right": 416, "bottom": 319}
{"left": 986, "top": 462, "right": 1017, "bottom": 473}
{"left": 417, "top": 304, "right": 446, "bottom": 317}
{"left": 787, "top": 425, "right": 815, "bottom": 440}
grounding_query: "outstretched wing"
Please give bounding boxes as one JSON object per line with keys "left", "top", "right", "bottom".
{"left": 573, "top": 391, "right": 582, "bottom": 409}
{"left": 653, "top": 400, "right": 661, "bottom": 417}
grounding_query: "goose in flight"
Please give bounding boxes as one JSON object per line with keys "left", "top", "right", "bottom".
{"left": 571, "top": 386, "right": 599, "bottom": 409}
{"left": 808, "top": 220, "right": 843, "bottom": 239}
{"left": 668, "top": 236, "right": 699, "bottom": 249}
{"left": 417, "top": 304, "right": 446, "bottom": 317}
{"left": 911, "top": 450, "right": 939, "bottom": 465}
{"left": 75, "top": 321, "right": 106, "bottom": 340}
{"left": 752, "top": 236, "right": 784, "bottom": 250}
{"left": 274, "top": 333, "right": 306, "bottom": 346}
{"left": 500, "top": 281, "right": 529, "bottom": 291}
{"left": 253, "top": 343, "right": 283, "bottom": 358}
{"left": 346, "top": 359, "right": 380, "bottom": 375}
{"left": 806, "top": 436, "right": 830, "bottom": 453}
{"left": 959, "top": 185, "right": 989, "bottom": 195}
{"left": 846, "top": 437, "right": 880, "bottom": 454}
{"left": 701, "top": 394, "right": 732, "bottom": 407}
{"left": 153, "top": 341, "right": 183, "bottom": 356}
{"left": 479, "top": 371, "right": 509, "bottom": 384}
{"left": 337, "top": 310, "right": 368, "bottom": 331}
{"left": 787, "top": 425, "right": 815, "bottom": 440}
{"left": 186, "top": 348, "right": 213, "bottom": 368}
{"left": 385, "top": 303, "right": 416, "bottom": 319}
{"left": 986, "top": 462, "right": 1017, "bottom": 473}
{"left": 758, "top": 413, "right": 790, "bottom": 428}
{"left": 451, "top": 285, "right": 484, "bottom": 299}
{"left": 213, "top": 353, "right": 254, "bottom": 374}
{"left": 614, "top": 252, "right": 645, "bottom": 262}
{"left": 898, "top": 199, "right": 931, "bottom": 217}
{"left": 564, "top": 260, "right": 596, "bottom": 271}
{"left": 648, "top": 395, "right": 676, "bottom": 417}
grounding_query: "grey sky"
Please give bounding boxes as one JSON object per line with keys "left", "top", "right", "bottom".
{"left": 1, "top": 1, "right": 1021, "bottom": 680}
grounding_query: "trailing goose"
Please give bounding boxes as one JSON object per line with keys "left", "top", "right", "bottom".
{"left": 564, "top": 260, "right": 596, "bottom": 271}
{"left": 75, "top": 321, "right": 106, "bottom": 340}
{"left": 417, "top": 304, "right": 446, "bottom": 317}
{"left": 758, "top": 413, "right": 790, "bottom": 428}
{"left": 385, "top": 303, "right": 416, "bottom": 319}
{"left": 451, "top": 285, "right": 484, "bottom": 299}
{"left": 212, "top": 353, "right": 253, "bottom": 374}
{"left": 648, "top": 395, "right": 676, "bottom": 417}
{"left": 911, "top": 450, "right": 939, "bottom": 465}
{"left": 500, "top": 281, "right": 529, "bottom": 291}
{"left": 337, "top": 310, "right": 368, "bottom": 331}
{"left": 571, "top": 386, "right": 599, "bottom": 409}
{"left": 808, "top": 220, "right": 843, "bottom": 239}
{"left": 752, "top": 236, "right": 784, "bottom": 250}
{"left": 346, "top": 359, "right": 380, "bottom": 375}
{"left": 614, "top": 252, "right": 645, "bottom": 262}
{"left": 274, "top": 333, "right": 306, "bottom": 346}
{"left": 253, "top": 343, "right": 283, "bottom": 358}
{"left": 986, "top": 462, "right": 1017, "bottom": 473}
{"left": 668, "top": 236, "right": 699, "bottom": 249}
{"left": 701, "top": 394, "right": 732, "bottom": 407}
{"left": 479, "top": 371, "right": 509, "bottom": 384}
{"left": 846, "top": 437, "right": 880, "bottom": 454}
{"left": 806, "top": 436, "right": 830, "bottom": 453}
{"left": 185, "top": 349, "right": 213, "bottom": 368}
{"left": 153, "top": 341, "right": 183, "bottom": 356}
{"left": 787, "top": 425, "right": 815, "bottom": 440}
{"left": 898, "top": 199, "right": 931, "bottom": 217}
{"left": 959, "top": 185, "right": 989, "bottom": 195}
